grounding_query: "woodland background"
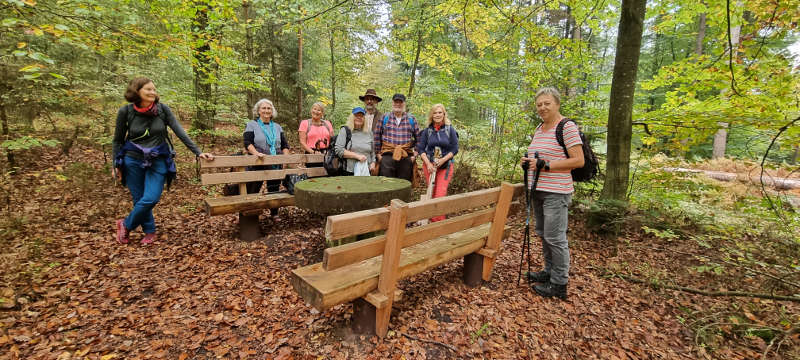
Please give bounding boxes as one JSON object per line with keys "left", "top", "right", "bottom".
{"left": 1, "top": 0, "right": 800, "bottom": 358}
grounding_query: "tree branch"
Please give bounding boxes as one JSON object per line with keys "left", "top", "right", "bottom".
{"left": 596, "top": 268, "right": 800, "bottom": 303}
{"left": 726, "top": 0, "right": 741, "bottom": 96}
{"left": 399, "top": 331, "right": 460, "bottom": 355}
{"left": 759, "top": 115, "right": 800, "bottom": 221}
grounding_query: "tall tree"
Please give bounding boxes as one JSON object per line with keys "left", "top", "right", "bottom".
{"left": 711, "top": 2, "right": 741, "bottom": 159}
{"left": 191, "top": 0, "right": 216, "bottom": 131}
{"left": 600, "top": 0, "right": 648, "bottom": 201}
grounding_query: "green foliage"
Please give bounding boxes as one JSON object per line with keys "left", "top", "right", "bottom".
{"left": 586, "top": 198, "right": 629, "bottom": 237}
{"left": 0, "top": 136, "right": 59, "bottom": 151}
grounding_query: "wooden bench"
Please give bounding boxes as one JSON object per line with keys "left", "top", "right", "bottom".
{"left": 200, "top": 154, "right": 327, "bottom": 240}
{"left": 291, "top": 182, "right": 523, "bottom": 337}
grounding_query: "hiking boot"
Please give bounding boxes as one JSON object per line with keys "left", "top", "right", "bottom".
{"left": 116, "top": 219, "right": 129, "bottom": 244}
{"left": 525, "top": 271, "right": 550, "bottom": 283}
{"left": 533, "top": 281, "right": 567, "bottom": 300}
{"left": 141, "top": 233, "right": 157, "bottom": 245}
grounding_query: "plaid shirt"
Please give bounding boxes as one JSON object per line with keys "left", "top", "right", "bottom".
{"left": 374, "top": 112, "right": 419, "bottom": 154}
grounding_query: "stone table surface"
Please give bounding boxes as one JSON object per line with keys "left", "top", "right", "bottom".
{"left": 294, "top": 176, "right": 412, "bottom": 216}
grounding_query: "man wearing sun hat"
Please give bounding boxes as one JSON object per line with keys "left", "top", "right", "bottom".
{"left": 358, "top": 89, "right": 384, "bottom": 134}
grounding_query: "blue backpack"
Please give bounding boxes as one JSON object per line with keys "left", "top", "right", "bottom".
{"left": 381, "top": 114, "right": 417, "bottom": 142}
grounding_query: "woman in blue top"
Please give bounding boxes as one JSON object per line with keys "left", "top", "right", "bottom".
{"left": 416, "top": 104, "right": 459, "bottom": 222}
{"left": 243, "top": 98, "right": 291, "bottom": 221}
{"left": 112, "top": 77, "right": 214, "bottom": 245}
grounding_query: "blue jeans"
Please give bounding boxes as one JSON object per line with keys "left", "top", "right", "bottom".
{"left": 532, "top": 191, "right": 572, "bottom": 285}
{"left": 123, "top": 155, "right": 167, "bottom": 234}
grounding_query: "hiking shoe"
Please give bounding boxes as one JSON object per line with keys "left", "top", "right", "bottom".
{"left": 116, "top": 219, "right": 129, "bottom": 244}
{"left": 533, "top": 282, "right": 567, "bottom": 300}
{"left": 141, "top": 233, "right": 157, "bottom": 245}
{"left": 525, "top": 271, "right": 550, "bottom": 283}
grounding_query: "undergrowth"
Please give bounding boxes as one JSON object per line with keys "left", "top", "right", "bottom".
{"left": 622, "top": 154, "right": 800, "bottom": 356}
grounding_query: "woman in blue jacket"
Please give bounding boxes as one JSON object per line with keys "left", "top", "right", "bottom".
{"left": 416, "top": 104, "right": 459, "bottom": 222}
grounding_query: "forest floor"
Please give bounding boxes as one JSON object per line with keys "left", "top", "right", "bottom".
{"left": 0, "top": 145, "right": 798, "bottom": 359}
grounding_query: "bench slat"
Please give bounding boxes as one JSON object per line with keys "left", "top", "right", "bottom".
{"left": 205, "top": 192, "right": 295, "bottom": 216}
{"left": 322, "top": 208, "right": 496, "bottom": 271}
{"left": 201, "top": 167, "right": 327, "bottom": 185}
{"left": 324, "top": 184, "right": 524, "bottom": 241}
{"left": 200, "top": 154, "right": 324, "bottom": 168}
{"left": 291, "top": 223, "right": 510, "bottom": 311}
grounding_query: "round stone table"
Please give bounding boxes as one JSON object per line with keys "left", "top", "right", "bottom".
{"left": 294, "top": 176, "right": 412, "bottom": 217}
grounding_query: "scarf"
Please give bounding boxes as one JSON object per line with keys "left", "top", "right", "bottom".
{"left": 133, "top": 100, "right": 159, "bottom": 117}
{"left": 257, "top": 118, "right": 277, "bottom": 155}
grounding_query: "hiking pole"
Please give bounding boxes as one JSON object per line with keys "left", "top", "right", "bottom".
{"left": 517, "top": 152, "right": 543, "bottom": 286}
{"left": 517, "top": 152, "right": 533, "bottom": 285}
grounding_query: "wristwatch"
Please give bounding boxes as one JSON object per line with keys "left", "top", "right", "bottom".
{"left": 544, "top": 161, "right": 550, "bottom": 171}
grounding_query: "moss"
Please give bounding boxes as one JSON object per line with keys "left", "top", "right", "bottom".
{"left": 295, "top": 176, "right": 412, "bottom": 216}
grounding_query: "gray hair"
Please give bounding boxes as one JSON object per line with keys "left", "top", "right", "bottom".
{"left": 311, "top": 102, "right": 326, "bottom": 113}
{"left": 535, "top": 87, "right": 561, "bottom": 105}
{"left": 252, "top": 98, "right": 277, "bottom": 120}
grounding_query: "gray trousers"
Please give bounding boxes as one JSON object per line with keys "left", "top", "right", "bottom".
{"left": 532, "top": 191, "right": 572, "bottom": 285}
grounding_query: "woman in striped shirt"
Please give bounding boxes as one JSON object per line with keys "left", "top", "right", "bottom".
{"left": 521, "top": 87, "right": 585, "bottom": 300}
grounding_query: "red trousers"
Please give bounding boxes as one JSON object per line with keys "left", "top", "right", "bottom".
{"left": 422, "top": 161, "right": 453, "bottom": 222}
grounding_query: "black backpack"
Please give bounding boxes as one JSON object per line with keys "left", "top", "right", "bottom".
{"left": 555, "top": 118, "right": 599, "bottom": 182}
{"left": 323, "top": 126, "right": 352, "bottom": 176}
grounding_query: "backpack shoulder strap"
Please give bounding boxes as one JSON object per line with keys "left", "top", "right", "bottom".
{"left": 409, "top": 115, "right": 417, "bottom": 141}
{"left": 125, "top": 104, "right": 135, "bottom": 127}
{"left": 324, "top": 120, "right": 333, "bottom": 134}
{"left": 555, "top": 118, "right": 572, "bottom": 158}
{"left": 158, "top": 103, "right": 175, "bottom": 150}
{"left": 339, "top": 126, "right": 352, "bottom": 149}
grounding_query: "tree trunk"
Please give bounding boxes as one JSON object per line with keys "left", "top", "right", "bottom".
{"left": 567, "top": 7, "right": 580, "bottom": 97}
{"left": 712, "top": 8, "right": 741, "bottom": 159}
{"left": 407, "top": 31, "right": 423, "bottom": 99}
{"left": 297, "top": 24, "right": 304, "bottom": 122}
{"left": 192, "top": 1, "right": 215, "bottom": 131}
{"left": 0, "top": 102, "right": 14, "bottom": 169}
{"left": 695, "top": 12, "right": 706, "bottom": 56}
{"left": 600, "top": 0, "right": 648, "bottom": 202}
{"left": 268, "top": 25, "right": 278, "bottom": 101}
{"left": 243, "top": 0, "right": 258, "bottom": 115}
{"left": 329, "top": 27, "right": 336, "bottom": 116}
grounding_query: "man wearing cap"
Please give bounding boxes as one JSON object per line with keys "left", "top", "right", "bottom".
{"left": 358, "top": 89, "right": 384, "bottom": 134}
{"left": 373, "top": 93, "right": 419, "bottom": 182}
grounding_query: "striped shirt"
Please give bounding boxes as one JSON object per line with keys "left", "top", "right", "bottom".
{"left": 374, "top": 112, "right": 419, "bottom": 154}
{"left": 527, "top": 119, "right": 582, "bottom": 194}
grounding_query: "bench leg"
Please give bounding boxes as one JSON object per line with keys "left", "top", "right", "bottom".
{"left": 463, "top": 252, "right": 484, "bottom": 287}
{"left": 352, "top": 298, "right": 376, "bottom": 335}
{"left": 239, "top": 212, "right": 262, "bottom": 241}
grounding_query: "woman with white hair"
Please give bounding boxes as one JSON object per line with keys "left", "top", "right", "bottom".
{"left": 243, "top": 98, "right": 291, "bottom": 220}
{"left": 334, "top": 107, "right": 375, "bottom": 176}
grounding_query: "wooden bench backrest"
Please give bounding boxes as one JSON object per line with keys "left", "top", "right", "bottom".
{"left": 199, "top": 154, "right": 325, "bottom": 186}
{"left": 322, "top": 183, "right": 523, "bottom": 271}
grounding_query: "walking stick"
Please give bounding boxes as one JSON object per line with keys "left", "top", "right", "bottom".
{"left": 517, "top": 151, "right": 542, "bottom": 286}
{"left": 418, "top": 148, "right": 442, "bottom": 225}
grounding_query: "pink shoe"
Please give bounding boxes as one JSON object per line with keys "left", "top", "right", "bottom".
{"left": 141, "top": 233, "right": 157, "bottom": 245}
{"left": 116, "top": 219, "right": 129, "bottom": 244}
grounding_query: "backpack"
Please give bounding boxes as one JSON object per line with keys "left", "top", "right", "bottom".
{"left": 424, "top": 125, "right": 454, "bottom": 143}
{"left": 381, "top": 114, "right": 417, "bottom": 142}
{"left": 555, "top": 118, "right": 599, "bottom": 182}
{"left": 323, "top": 126, "right": 352, "bottom": 176}
{"left": 125, "top": 103, "right": 175, "bottom": 151}
{"left": 305, "top": 119, "right": 334, "bottom": 150}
